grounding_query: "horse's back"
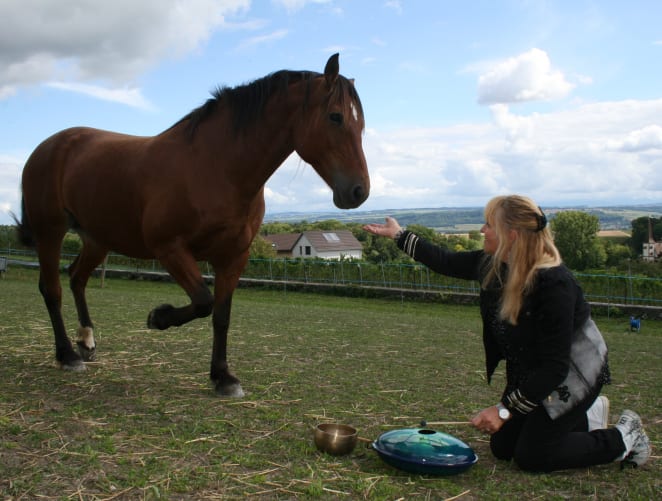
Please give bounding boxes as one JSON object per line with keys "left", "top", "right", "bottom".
{"left": 22, "top": 126, "right": 138, "bottom": 191}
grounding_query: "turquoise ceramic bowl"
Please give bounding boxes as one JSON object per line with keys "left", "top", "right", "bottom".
{"left": 372, "top": 428, "right": 478, "bottom": 475}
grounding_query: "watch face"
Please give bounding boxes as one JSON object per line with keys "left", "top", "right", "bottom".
{"left": 499, "top": 408, "right": 510, "bottom": 419}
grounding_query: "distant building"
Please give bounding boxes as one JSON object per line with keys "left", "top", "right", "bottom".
{"left": 642, "top": 218, "right": 662, "bottom": 262}
{"left": 263, "top": 230, "right": 363, "bottom": 260}
{"left": 263, "top": 233, "right": 300, "bottom": 258}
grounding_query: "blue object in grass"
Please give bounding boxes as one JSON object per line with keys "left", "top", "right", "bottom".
{"left": 372, "top": 428, "right": 478, "bottom": 476}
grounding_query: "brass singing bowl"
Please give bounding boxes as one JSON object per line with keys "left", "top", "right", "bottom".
{"left": 313, "top": 423, "right": 358, "bottom": 456}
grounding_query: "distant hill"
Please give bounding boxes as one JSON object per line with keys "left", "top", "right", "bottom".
{"left": 265, "top": 204, "right": 662, "bottom": 232}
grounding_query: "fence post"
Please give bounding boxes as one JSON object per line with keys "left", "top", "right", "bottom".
{"left": 100, "top": 255, "right": 108, "bottom": 288}
{"left": 627, "top": 261, "right": 634, "bottom": 305}
{"left": 607, "top": 275, "right": 611, "bottom": 319}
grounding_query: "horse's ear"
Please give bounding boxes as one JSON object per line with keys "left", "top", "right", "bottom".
{"left": 349, "top": 78, "right": 355, "bottom": 86}
{"left": 324, "top": 53, "right": 339, "bottom": 87}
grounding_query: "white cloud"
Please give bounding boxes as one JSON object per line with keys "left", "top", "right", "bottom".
{"left": 236, "top": 29, "right": 289, "bottom": 50}
{"left": 609, "top": 125, "right": 662, "bottom": 152}
{"left": 0, "top": 154, "right": 25, "bottom": 222}
{"left": 489, "top": 104, "right": 537, "bottom": 150}
{"left": 0, "top": 0, "right": 249, "bottom": 99}
{"left": 0, "top": 53, "right": 59, "bottom": 99}
{"left": 264, "top": 186, "right": 292, "bottom": 204}
{"left": 272, "top": 0, "right": 332, "bottom": 13}
{"left": 47, "top": 82, "right": 154, "bottom": 110}
{"left": 477, "top": 48, "right": 574, "bottom": 105}
{"left": 384, "top": 1, "right": 403, "bottom": 15}
{"left": 322, "top": 45, "right": 348, "bottom": 55}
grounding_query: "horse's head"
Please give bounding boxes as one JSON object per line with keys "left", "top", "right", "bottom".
{"left": 292, "top": 54, "right": 370, "bottom": 209}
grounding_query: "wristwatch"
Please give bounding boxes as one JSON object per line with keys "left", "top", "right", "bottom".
{"left": 496, "top": 402, "right": 511, "bottom": 420}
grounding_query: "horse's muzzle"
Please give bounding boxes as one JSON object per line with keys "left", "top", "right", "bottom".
{"left": 334, "top": 182, "right": 369, "bottom": 209}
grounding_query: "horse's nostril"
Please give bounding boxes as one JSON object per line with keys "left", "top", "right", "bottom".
{"left": 353, "top": 185, "right": 365, "bottom": 203}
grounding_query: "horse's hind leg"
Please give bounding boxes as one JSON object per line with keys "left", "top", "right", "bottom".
{"left": 69, "top": 239, "right": 108, "bottom": 361}
{"left": 38, "top": 237, "right": 86, "bottom": 371}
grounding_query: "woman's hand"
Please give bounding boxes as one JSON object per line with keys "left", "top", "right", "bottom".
{"left": 363, "top": 216, "right": 402, "bottom": 239}
{"left": 471, "top": 406, "right": 507, "bottom": 435}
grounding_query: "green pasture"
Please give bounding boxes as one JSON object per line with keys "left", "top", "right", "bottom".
{"left": 1, "top": 268, "right": 660, "bottom": 500}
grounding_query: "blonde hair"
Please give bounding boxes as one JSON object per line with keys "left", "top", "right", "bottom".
{"left": 482, "top": 195, "right": 561, "bottom": 324}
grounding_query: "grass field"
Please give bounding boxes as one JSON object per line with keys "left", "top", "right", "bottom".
{"left": 1, "top": 268, "right": 660, "bottom": 500}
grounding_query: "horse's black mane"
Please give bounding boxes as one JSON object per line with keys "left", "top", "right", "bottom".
{"left": 168, "top": 70, "right": 317, "bottom": 139}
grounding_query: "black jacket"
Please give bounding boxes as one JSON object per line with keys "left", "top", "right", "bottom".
{"left": 397, "top": 231, "right": 604, "bottom": 417}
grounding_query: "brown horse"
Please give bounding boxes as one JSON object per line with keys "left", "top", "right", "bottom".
{"left": 14, "top": 54, "right": 369, "bottom": 397}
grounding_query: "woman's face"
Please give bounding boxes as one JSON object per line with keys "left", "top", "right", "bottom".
{"left": 481, "top": 220, "right": 499, "bottom": 255}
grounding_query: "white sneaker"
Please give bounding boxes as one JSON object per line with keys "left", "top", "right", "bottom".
{"left": 587, "top": 395, "right": 610, "bottom": 431}
{"left": 615, "top": 410, "right": 651, "bottom": 467}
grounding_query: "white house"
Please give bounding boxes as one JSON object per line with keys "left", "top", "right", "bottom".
{"left": 264, "top": 230, "right": 363, "bottom": 260}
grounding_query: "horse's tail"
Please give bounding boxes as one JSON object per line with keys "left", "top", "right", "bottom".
{"left": 12, "top": 197, "right": 36, "bottom": 248}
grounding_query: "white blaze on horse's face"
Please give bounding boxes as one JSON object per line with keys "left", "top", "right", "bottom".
{"left": 351, "top": 102, "right": 358, "bottom": 122}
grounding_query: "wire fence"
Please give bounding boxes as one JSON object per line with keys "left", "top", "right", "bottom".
{"left": 3, "top": 248, "right": 661, "bottom": 311}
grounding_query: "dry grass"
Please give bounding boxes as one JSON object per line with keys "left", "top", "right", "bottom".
{"left": 0, "top": 268, "right": 660, "bottom": 500}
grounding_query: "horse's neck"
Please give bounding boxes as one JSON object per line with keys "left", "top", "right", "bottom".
{"left": 196, "top": 96, "right": 302, "bottom": 189}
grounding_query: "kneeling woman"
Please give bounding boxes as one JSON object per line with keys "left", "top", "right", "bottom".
{"left": 363, "top": 195, "right": 650, "bottom": 472}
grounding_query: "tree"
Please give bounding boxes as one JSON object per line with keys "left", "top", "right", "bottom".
{"left": 361, "top": 232, "right": 402, "bottom": 263}
{"left": 406, "top": 224, "right": 448, "bottom": 248}
{"left": 468, "top": 230, "right": 482, "bottom": 242}
{"left": 260, "top": 222, "right": 295, "bottom": 235}
{"left": 551, "top": 211, "right": 606, "bottom": 271}
{"left": 310, "top": 219, "right": 346, "bottom": 231}
{"left": 62, "top": 232, "right": 82, "bottom": 255}
{"left": 249, "top": 235, "right": 277, "bottom": 259}
{"left": 444, "top": 233, "right": 482, "bottom": 252}
{"left": 0, "top": 225, "right": 14, "bottom": 249}
{"left": 602, "top": 240, "right": 634, "bottom": 267}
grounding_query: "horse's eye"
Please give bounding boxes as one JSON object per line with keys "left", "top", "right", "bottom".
{"left": 329, "top": 112, "right": 343, "bottom": 126}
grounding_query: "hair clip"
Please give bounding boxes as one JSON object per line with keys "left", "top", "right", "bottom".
{"left": 535, "top": 207, "right": 547, "bottom": 232}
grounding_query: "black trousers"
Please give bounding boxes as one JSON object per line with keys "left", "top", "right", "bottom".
{"left": 490, "top": 390, "right": 626, "bottom": 472}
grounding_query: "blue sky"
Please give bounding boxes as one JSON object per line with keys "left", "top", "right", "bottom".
{"left": 1, "top": 0, "right": 661, "bottom": 225}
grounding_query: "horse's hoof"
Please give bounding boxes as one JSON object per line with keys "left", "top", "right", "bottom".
{"left": 76, "top": 342, "right": 96, "bottom": 362}
{"left": 59, "top": 359, "right": 87, "bottom": 372}
{"left": 215, "top": 382, "right": 245, "bottom": 398}
{"left": 147, "top": 304, "right": 175, "bottom": 330}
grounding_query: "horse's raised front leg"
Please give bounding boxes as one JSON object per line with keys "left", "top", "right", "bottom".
{"left": 210, "top": 294, "right": 244, "bottom": 397}
{"left": 38, "top": 242, "right": 86, "bottom": 371}
{"left": 68, "top": 239, "right": 108, "bottom": 361}
{"left": 147, "top": 250, "right": 214, "bottom": 330}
